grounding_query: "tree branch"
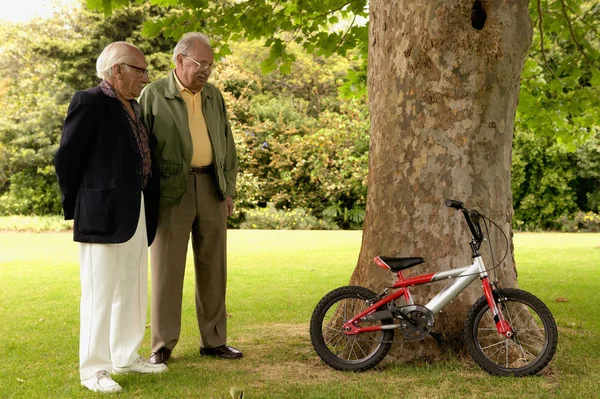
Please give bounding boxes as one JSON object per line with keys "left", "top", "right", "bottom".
{"left": 301, "top": 1, "right": 354, "bottom": 23}
{"left": 560, "top": 0, "right": 598, "bottom": 69}
{"left": 581, "top": 2, "right": 600, "bottom": 21}
{"left": 537, "top": 0, "right": 558, "bottom": 78}
{"left": 332, "top": 14, "right": 357, "bottom": 55}
{"left": 565, "top": 3, "right": 600, "bottom": 36}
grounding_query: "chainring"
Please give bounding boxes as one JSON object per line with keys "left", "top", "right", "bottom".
{"left": 395, "top": 305, "right": 435, "bottom": 341}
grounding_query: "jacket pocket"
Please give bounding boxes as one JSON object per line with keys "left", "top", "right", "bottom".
{"left": 75, "top": 187, "right": 117, "bottom": 235}
{"left": 159, "top": 162, "right": 181, "bottom": 176}
{"left": 158, "top": 162, "right": 185, "bottom": 201}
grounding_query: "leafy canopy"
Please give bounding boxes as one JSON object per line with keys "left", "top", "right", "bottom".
{"left": 520, "top": 0, "right": 600, "bottom": 148}
{"left": 90, "top": 0, "right": 598, "bottom": 146}
{"left": 88, "top": 0, "right": 368, "bottom": 75}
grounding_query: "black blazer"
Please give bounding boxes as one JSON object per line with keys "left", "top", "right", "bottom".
{"left": 54, "top": 86, "right": 159, "bottom": 245}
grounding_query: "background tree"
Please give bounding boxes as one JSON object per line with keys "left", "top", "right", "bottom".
{"left": 2, "top": 0, "right": 597, "bottom": 231}
{"left": 0, "top": 4, "right": 178, "bottom": 214}
{"left": 576, "top": 133, "right": 600, "bottom": 211}
{"left": 0, "top": 3, "right": 373, "bottom": 227}
{"left": 512, "top": 131, "right": 580, "bottom": 230}
{"left": 87, "top": 0, "right": 599, "bottom": 231}
{"left": 519, "top": 0, "right": 599, "bottom": 148}
{"left": 217, "top": 41, "right": 369, "bottom": 228}
{"left": 0, "top": 15, "right": 73, "bottom": 214}
{"left": 513, "top": 0, "right": 600, "bottom": 229}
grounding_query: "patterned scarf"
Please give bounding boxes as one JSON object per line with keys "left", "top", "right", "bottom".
{"left": 100, "top": 80, "right": 151, "bottom": 188}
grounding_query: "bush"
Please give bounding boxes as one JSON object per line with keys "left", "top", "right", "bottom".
{"left": 511, "top": 130, "right": 579, "bottom": 230}
{"left": 240, "top": 203, "right": 338, "bottom": 230}
{"left": 236, "top": 97, "right": 369, "bottom": 229}
{"left": 214, "top": 41, "right": 369, "bottom": 230}
{"left": 576, "top": 132, "right": 600, "bottom": 212}
{"left": 558, "top": 211, "right": 600, "bottom": 232}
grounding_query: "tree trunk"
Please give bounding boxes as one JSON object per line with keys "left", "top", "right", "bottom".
{"left": 351, "top": 0, "right": 533, "bottom": 362}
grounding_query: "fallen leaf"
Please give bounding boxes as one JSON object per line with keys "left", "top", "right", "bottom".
{"left": 230, "top": 387, "right": 244, "bottom": 399}
{"left": 555, "top": 297, "right": 568, "bottom": 303}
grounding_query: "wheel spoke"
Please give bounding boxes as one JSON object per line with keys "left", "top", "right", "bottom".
{"left": 311, "top": 287, "right": 395, "bottom": 370}
{"left": 348, "top": 341, "right": 358, "bottom": 361}
{"left": 466, "top": 289, "right": 557, "bottom": 376}
{"left": 356, "top": 339, "right": 369, "bottom": 359}
{"left": 328, "top": 330, "right": 345, "bottom": 349}
{"left": 480, "top": 338, "right": 510, "bottom": 351}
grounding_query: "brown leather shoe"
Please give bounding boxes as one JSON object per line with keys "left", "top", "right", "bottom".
{"left": 148, "top": 347, "right": 172, "bottom": 364}
{"left": 200, "top": 345, "right": 243, "bottom": 359}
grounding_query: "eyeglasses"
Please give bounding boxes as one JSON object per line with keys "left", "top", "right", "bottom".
{"left": 184, "top": 55, "right": 215, "bottom": 73}
{"left": 123, "top": 64, "right": 149, "bottom": 76}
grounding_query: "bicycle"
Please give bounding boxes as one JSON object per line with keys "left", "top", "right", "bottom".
{"left": 310, "top": 199, "right": 558, "bottom": 376}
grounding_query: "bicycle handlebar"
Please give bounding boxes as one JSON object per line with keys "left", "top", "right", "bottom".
{"left": 444, "top": 199, "right": 465, "bottom": 210}
{"left": 445, "top": 199, "right": 485, "bottom": 245}
{"left": 468, "top": 210, "right": 485, "bottom": 243}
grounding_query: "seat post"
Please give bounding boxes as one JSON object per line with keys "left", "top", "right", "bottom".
{"left": 396, "top": 271, "right": 414, "bottom": 305}
{"left": 396, "top": 270, "right": 406, "bottom": 282}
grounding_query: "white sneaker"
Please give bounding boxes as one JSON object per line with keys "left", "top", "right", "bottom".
{"left": 113, "top": 356, "right": 168, "bottom": 374}
{"left": 81, "top": 370, "right": 123, "bottom": 393}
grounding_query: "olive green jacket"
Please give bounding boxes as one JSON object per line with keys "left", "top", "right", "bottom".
{"left": 139, "top": 71, "right": 238, "bottom": 206}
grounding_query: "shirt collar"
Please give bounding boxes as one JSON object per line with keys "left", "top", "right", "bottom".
{"left": 173, "top": 69, "right": 202, "bottom": 95}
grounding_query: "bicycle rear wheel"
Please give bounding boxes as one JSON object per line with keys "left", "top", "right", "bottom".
{"left": 310, "top": 286, "right": 394, "bottom": 371}
{"left": 465, "top": 288, "right": 558, "bottom": 376}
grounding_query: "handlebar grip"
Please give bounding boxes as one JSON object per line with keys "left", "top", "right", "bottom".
{"left": 445, "top": 199, "right": 465, "bottom": 210}
{"left": 469, "top": 210, "right": 485, "bottom": 242}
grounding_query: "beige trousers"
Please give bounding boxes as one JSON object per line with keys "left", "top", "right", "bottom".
{"left": 150, "top": 173, "right": 228, "bottom": 352}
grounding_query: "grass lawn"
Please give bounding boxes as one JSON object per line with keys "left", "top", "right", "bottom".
{"left": 0, "top": 230, "right": 598, "bottom": 398}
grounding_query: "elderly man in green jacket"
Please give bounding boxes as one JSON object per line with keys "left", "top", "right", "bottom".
{"left": 139, "top": 32, "right": 241, "bottom": 364}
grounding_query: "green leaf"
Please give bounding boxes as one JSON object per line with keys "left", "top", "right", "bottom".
{"left": 591, "top": 68, "right": 600, "bottom": 87}
{"left": 142, "top": 20, "right": 164, "bottom": 37}
{"left": 219, "top": 43, "right": 232, "bottom": 57}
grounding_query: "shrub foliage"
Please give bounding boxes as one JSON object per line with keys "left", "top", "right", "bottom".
{"left": 0, "top": 3, "right": 598, "bottom": 230}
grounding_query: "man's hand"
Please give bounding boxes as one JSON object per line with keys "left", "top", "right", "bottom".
{"left": 226, "top": 196, "right": 235, "bottom": 217}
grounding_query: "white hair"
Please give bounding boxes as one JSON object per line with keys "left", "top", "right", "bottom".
{"left": 172, "top": 32, "right": 212, "bottom": 63}
{"left": 96, "top": 42, "right": 143, "bottom": 80}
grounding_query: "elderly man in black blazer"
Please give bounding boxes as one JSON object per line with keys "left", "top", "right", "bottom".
{"left": 55, "top": 41, "right": 166, "bottom": 394}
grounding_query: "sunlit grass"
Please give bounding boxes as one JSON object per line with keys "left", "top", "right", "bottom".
{"left": 1, "top": 231, "right": 598, "bottom": 398}
{"left": 0, "top": 215, "right": 72, "bottom": 232}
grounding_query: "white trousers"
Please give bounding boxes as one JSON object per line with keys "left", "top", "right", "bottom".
{"left": 79, "top": 195, "right": 148, "bottom": 380}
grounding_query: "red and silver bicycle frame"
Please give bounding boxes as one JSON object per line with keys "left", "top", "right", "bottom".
{"left": 342, "top": 256, "right": 513, "bottom": 337}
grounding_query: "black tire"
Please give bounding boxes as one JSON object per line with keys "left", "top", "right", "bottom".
{"left": 465, "top": 288, "right": 558, "bottom": 376}
{"left": 310, "top": 286, "right": 394, "bottom": 371}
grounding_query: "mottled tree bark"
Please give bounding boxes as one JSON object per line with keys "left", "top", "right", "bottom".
{"left": 351, "top": 0, "right": 533, "bottom": 362}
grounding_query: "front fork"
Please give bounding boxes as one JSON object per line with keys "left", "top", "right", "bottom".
{"left": 481, "top": 277, "right": 513, "bottom": 338}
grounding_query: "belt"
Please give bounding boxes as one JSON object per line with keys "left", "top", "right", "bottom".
{"left": 189, "top": 164, "right": 214, "bottom": 174}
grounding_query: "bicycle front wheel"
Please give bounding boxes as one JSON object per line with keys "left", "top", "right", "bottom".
{"left": 310, "top": 286, "right": 394, "bottom": 371}
{"left": 465, "top": 288, "right": 558, "bottom": 376}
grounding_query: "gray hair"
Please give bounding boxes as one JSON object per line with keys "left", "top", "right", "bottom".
{"left": 172, "top": 32, "right": 212, "bottom": 63}
{"left": 96, "top": 42, "right": 143, "bottom": 81}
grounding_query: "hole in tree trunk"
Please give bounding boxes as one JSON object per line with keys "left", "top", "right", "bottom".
{"left": 471, "top": 0, "right": 486, "bottom": 30}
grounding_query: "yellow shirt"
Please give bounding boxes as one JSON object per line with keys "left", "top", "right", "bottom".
{"left": 174, "top": 72, "right": 213, "bottom": 167}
